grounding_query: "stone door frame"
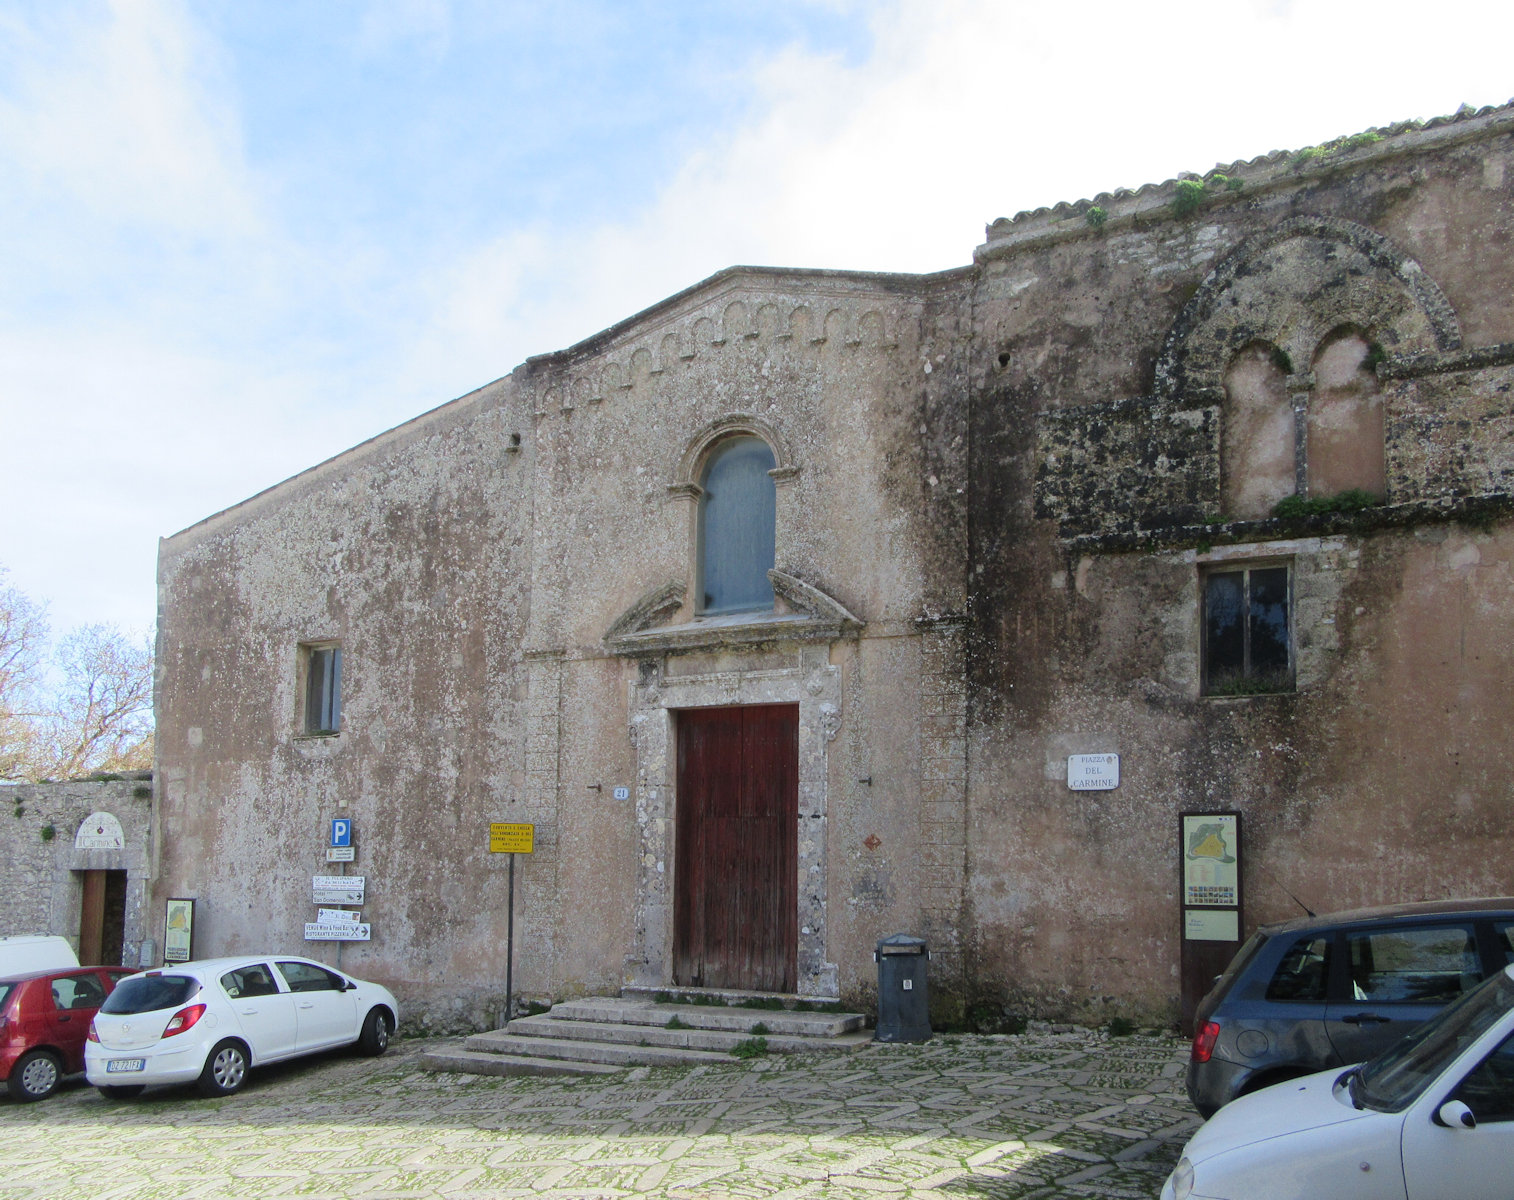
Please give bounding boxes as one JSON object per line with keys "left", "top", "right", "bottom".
{"left": 624, "top": 642, "right": 840, "bottom": 998}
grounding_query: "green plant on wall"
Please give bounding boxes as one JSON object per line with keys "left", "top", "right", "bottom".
{"left": 1293, "top": 129, "right": 1383, "bottom": 169}
{"left": 1272, "top": 488, "right": 1379, "bottom": 519}
{"left": 1085, "top": 205, "right": 1107, "bottom": 229}
{"left": 1171, "top": 179, "right": 1206, "bottom": 218}
{"left": 40, "top": 823, "right": 56, "bottom": 841}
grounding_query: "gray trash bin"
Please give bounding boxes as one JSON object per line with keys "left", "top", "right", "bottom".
{"left": 874, "top": 933, "right": 931, "bottom": 1042}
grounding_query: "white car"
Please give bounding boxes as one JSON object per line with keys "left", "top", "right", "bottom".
{"left": 85, "top": 955, "right": 399, "bottom": 1098}
{"left": 1164, "top": 963, "right": 1514, "bottom": 1199}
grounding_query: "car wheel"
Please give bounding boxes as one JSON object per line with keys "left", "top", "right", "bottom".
{"left": 197, "top": 1040, "right": 249, "bottom": 1097}
{"left": 7, "top": 1049, "right": 62, "bottom": 1102}
{"left": 357, "top": 1009, "right": 391, "bottom": 1057}
{"left": 97, "top": 1084, "right": 145, "bottom": 1099}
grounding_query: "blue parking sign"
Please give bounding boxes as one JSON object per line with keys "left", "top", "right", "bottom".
{"left": 330, "top": 818, "right": 352, "bottom": 848}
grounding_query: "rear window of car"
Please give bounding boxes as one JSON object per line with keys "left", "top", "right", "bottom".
{"left": 100, "top": 975, "right": 199, "bottom": 1014}
{"left": 1266, "top": 934, "right": 1332, "bottom": 1002}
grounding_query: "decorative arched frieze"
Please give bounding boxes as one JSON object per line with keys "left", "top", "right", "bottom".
{"left": 822, "top": 308, "right": 850, "bottom": 346}
{"left": 722, "top": 300, "right": 751, "bottom": 343}
{"left": 858, "top": 310, "right": 895, "bottom": 348}
{"left": 526, "top": 292, "right": 910, "bottom": 419}
{"left": 1155, "top": 215, "right": 1462, "bottom": 402}
{"left": 628, "top": 347, "right": 655, "bottom": 388}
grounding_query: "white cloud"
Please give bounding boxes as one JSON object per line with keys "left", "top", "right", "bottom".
{"left": 2, "top": 0, "right": 1513, "bottom": 640}
{"left": 0, "top": 0, "right": 260, "bottom": 241}
{"left": 394, "top": 0, "right": 1514, "bottom": 390}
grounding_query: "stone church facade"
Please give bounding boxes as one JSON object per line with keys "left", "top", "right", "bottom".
{"left": 154, "top": 103, "right": 1514, "bottom": 1032}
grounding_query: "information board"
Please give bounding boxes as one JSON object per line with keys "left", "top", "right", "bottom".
{"left": 489, "top": 823, "right": 534, "bottom": 854}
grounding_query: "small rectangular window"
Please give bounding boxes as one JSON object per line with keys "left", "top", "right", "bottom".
{"left": 302, "top": 644, "right": 341, "bottom": 734}
{"left": 1203, "top": 564, "right": 1292, "bottom": 695}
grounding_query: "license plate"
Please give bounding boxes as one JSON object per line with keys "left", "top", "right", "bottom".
{"left": 106, "top": 1058, "right": 146, "bottom": 1073}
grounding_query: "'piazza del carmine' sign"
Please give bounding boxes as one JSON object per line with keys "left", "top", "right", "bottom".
{"left": 1067, "top": 754, "right": 1120, "bottom": 791}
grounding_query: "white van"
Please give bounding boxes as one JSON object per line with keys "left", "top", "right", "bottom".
{"left": 0, "top": 935, "right": 79, "bottom": 977}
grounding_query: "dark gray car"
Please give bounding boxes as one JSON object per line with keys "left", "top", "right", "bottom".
{"left": 1186, "top": 897, "right": 1514, "bottom": 1117}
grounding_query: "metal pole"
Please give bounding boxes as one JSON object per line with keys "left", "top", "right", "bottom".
{"left": 504, "top": 851, "right": 516, "bottom": 1027}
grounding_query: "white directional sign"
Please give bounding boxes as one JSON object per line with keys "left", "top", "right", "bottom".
{"left": 304, "top": 921, "right": 371, "bottom": 942}
{"left": 312, "top": 875, "right": 365, "bottom": 905}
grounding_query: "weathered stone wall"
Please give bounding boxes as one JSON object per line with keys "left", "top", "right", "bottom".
{"left": 155, "top": 102, "right": 1514, "bottom": 1032}
{"left": 156, "top": 382, "right": 539, "bottom": 1032}
{"left": 155, "top": 267, "right": 979, "bottom": 1030}
{"left": 0, "top": 776, "right": 153, "bottom": 965}
{"left": 967, "top": 105, "right": 1514, "bottom": 1025}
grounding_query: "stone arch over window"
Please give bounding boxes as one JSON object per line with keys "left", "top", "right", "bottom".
{"left": 1307, "top": 326, "right": 1385, "bottom": 499}
{"left": 1222, "top": 341, "right": 1295, "bottom": 520}
{"left": 669, "top": 415, "right": 797, "bottom": 616}
{"left": 1155, "top": 215, "right": 1460, "bottom": 404}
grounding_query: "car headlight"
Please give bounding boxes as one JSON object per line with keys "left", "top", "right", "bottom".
{"left": 1168, "top": 1156, "right": 1195, "bottom": 1200}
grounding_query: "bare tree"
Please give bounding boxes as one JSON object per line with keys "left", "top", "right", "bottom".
{"left": 0, "top": 570, "right": 48, "bottom": 780}
{"left": 31, "top": 625, "right": 155, "bottom": 780}
{"left": 0, "top": 569, "right": 154, "bottom": 782}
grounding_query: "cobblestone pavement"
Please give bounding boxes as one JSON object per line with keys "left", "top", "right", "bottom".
{"left": 0, "top": 1028, "right": 1200, "bottom": 1200}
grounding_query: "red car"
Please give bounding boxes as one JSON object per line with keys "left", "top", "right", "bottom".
{"left": 1, "top": 966, "right": 135, "bottom": 1101}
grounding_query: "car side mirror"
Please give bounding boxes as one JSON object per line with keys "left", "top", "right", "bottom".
{"left": 1437, "top": 1100, "right": 1476, "bottom": 1129}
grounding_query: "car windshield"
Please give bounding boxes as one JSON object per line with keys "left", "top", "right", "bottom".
{"left": 99, "top": 974, "right": 200, "bottom": 1014}
{"left": 1353, "top": 970, "right": 1514, "bottom": 1112}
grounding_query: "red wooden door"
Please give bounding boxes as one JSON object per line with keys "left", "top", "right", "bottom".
{"left": 674, "top": 704, "right": 798, "bottom": 992}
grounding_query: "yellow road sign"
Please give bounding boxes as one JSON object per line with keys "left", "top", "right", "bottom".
{"left": 489, "top": 822, "right": 534, "bottom": 854}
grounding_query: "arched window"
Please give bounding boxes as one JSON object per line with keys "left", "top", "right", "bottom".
{"left": 1308, "top": 329, "right": 1384, "bottom": 499}
{"left": 698, "top": 437, "right": 776, "bottom": 614}
{"left": 1222, "top": 341, "right": 1295, "bottom": 520}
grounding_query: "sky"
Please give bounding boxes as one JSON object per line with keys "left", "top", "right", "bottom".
{"left": 1, "top": 0, "right": 1511, "bottom": 645}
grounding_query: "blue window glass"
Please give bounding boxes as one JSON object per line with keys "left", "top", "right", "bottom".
{"left": 698, "top": 437, "right": 776, "bottom": 614}
{"left": 304, "top": 645, "right": 341, "bottom": 733}
{"left": 1203, "top": 566, "right": 1292, "bottom": 695}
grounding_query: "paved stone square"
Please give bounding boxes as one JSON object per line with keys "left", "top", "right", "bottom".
{"left": 0, "top": 1028, "right": 1200, "bottom": 1199}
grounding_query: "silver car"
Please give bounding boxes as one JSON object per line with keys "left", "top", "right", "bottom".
{"left": 85, "top": 955, "right": 398, "bottom": 1098}
{"left": 1166, "top": 964, "right": 1514, "bottom": 1199}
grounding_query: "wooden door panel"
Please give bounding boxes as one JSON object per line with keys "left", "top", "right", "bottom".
{"left": 79, "top": 870, "right": 105, "bottom": 966}
{"left": 675, "top": 704, "right": 797, "bottom": 992}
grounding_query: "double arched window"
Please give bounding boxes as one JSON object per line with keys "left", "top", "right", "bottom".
{"left": 697, "top": 437, "right": 776, "bottom": 614}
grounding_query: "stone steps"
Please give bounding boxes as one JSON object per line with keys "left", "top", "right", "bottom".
{"left": 420, "top": 990, "right": 872, "bottom": 1078}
